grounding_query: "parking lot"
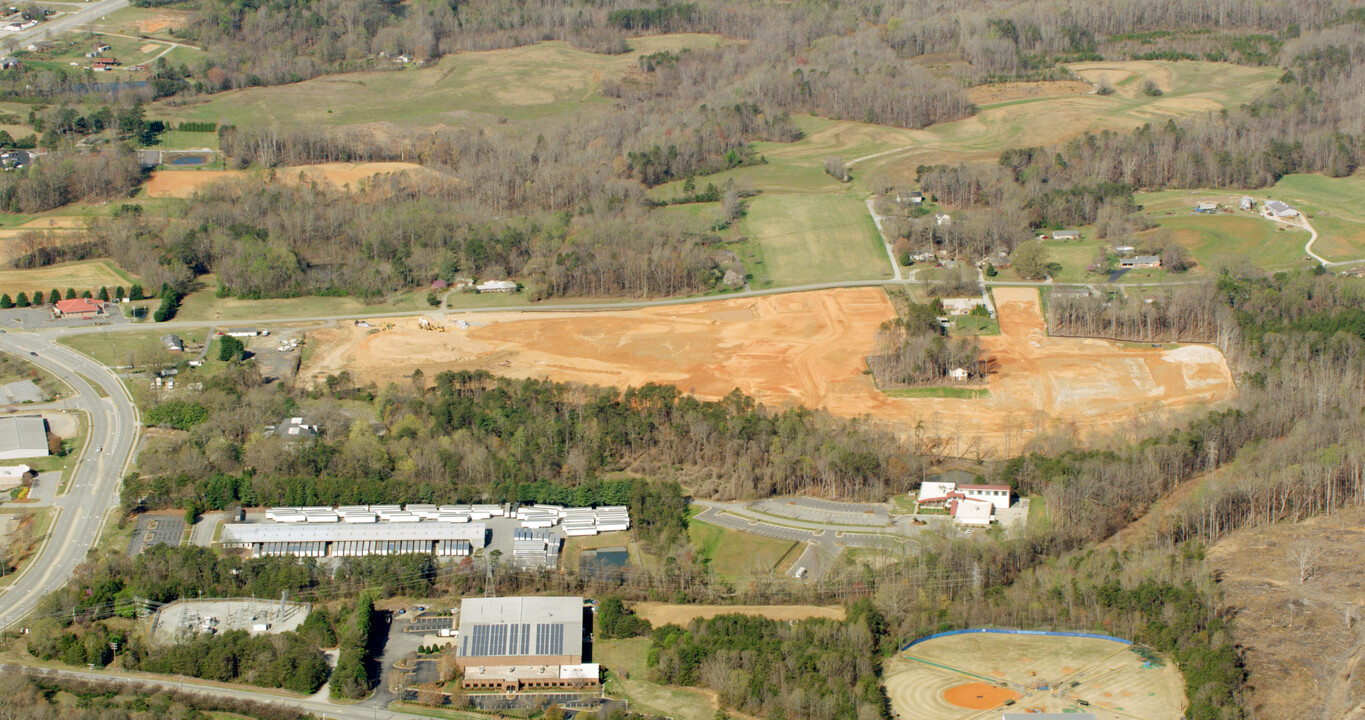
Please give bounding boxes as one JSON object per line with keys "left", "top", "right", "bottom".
{"left": 246, "top": 329, "right": 305, "bottom": 383}
{"left": 128, "top": 513, "right": 184, "bottom": 556}
{"left": 0, "top": 305, "right": 130, "bottom": 331}
{"left": 752, "top": 497, "right": 891, "bottom": 527}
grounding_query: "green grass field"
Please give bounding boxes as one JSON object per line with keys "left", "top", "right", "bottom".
{"left": 152, "top": 34, "right": 728, "bottom": 128}
{"left": 950, "top": 314, "right": 1000, "bottom": 335}
{"left": 58, "top": 328, "right": 207, "bottom": 368}
{"left": 739, "top": 193, "right": 890, "bottom": 287}
{"left": 1141, "top": 214, "right": 1309, "bottom": 272}
{"left": 15, "top": 31, "right": 203, "bottom": 73}
{"left": 688, "top": 508, "right": 798, "bottom": 577}
{"left": 1268, "top": 173, "right": 1365, "bottom": 262}
{"left": 597, "top": 638, "right": 719, "bottom": 720}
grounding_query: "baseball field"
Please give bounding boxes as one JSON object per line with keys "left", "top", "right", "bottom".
{"left": 884, "top": 630, "right": 1186, "bottom": 719}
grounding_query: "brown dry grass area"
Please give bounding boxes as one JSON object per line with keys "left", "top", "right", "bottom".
{"left": 300, "top": 287, "right": 1234, "bottom": 455}
{"left": 968, "top": 80, "right": 1093, "bottom": 105}
{"left": 629, "top": 603, "right": 845, "bottom": 627}
{"left": 1206, "top": 507, "right": 1365, "bottom": 720}
{"left": 142, "top": 162, "right": 433, "bottom": 198}
{"left": 135, "top": 11, "right": 192, "bottom": 33}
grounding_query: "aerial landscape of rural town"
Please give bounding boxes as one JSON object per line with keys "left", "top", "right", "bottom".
{"left": 0, "top": 0, "right": 1360, "bottom": 718}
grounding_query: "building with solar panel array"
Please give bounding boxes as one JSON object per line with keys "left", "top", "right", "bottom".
{"left": 455, "top": 596, "right": 599, "bottom": 692}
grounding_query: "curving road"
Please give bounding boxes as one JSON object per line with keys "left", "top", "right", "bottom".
{"left": 0, "top": 333, "right": 139, "bottom": 633}
{"left": 3, "top": 0, "right": 131, "bottom": 46}
{"left": 2, "top": 663, "right": 406, "bottom": 719}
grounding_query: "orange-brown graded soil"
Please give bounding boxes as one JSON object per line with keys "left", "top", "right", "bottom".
{"left": 301, "top": 287, "right": 1234, "bottom": 455}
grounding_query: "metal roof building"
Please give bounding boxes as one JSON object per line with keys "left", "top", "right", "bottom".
{"left": 0, "top": 415, "right": 48, "bottom": 460}
{"left": 220, "top": 521, "right": 485, "bottom": 558}
{"left": 456, "top": 596, "right": 584, "bottom": 667}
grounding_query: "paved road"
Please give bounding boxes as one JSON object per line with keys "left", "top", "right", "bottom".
{"left": 0, "top": 333, "right": 138, "bottom": 633}
{"left": 4, "top": 0, "right": 130, "bottom": 45}
{"left": 39, "top": 275, "right": 1214, "bottom": 342}
{"left": 1, "top": 662, "right": 413, "bottom": 720}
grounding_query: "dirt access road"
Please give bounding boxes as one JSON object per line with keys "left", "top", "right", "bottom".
{"left": 301, "top": 287, "right": 1234, "bottom": 455}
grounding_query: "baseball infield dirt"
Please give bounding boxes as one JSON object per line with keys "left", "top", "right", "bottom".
{"left": 300, "top": 287, "right": 1234, "bottom": 454}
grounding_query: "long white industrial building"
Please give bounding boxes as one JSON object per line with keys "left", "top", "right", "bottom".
{"left": 221, "top": 522, "right": 486, "bottom": 558}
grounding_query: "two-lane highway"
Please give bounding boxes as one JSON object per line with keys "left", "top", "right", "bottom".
{"left": 0, "top": 333, "right": 138, "bottom": 633}
{"left": 4, "top": 0, "right": 131, "bottom": 46}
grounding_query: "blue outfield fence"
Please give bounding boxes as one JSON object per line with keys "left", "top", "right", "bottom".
{"left": 900, "top": 627, "right": 1133, "bottom": 652}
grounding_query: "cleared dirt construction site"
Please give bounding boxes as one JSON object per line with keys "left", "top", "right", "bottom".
{"left": 301, "top": 287, "right": 1234, "bottom": 454}
{"left": 883, "top": 631, "right": 1187, "bottom": 719}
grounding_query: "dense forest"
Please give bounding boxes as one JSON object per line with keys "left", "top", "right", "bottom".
{"left": 129, "top": 370, "right": 921, "bottom": 515}
{"left": 649, "top": 602, "right": 888, "bottom": 720}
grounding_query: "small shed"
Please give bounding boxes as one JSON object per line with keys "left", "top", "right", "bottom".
{"left": 1195, "top": 202, "right": 1218, "bottom": 213}
{"left": 948, "top": 367, "right": 970, "bottom": 382}
{"left": 1240, "top": 197, "right": 1254, "bottom": 211}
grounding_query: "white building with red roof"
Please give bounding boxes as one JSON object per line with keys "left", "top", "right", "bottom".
{"left": 915, "top": 475, "right": 1012, "bottom": 525}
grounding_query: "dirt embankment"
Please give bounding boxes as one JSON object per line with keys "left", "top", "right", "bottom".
{"left": 142, "top": 162, "right": 434, "bottom": 198}
{"left": 629, "top": 603, "right": 846, "bottom": 627}
{"left": 1206, "top": 507, "right": 1365, "bottom": 720}
{"left": 300, "top": 287, "right": 1235, "bottom": 456}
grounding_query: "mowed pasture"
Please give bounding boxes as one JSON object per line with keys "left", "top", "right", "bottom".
{"left": 884, "top": 631, "right": 1187, "bottom": 720}
{"left": 1266, "top": 172, "right": 1365, "bottom": 262}
{"left": 152, "top": 34, "right": 729, "bottom": 129}
{"left": 852, "top": 60, "right": 1279, "bottom": 188}
{"left": 0, "top": 260, "right": 135, "bottom": 299}
{"left": 739, "top": 193, "right": 890, "bottom": 287}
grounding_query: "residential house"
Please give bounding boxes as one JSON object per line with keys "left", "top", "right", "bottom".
{"left": 1195, "top": 202, "right": 1218, "bottom": 213}
{"left": 1052, "top": 230, "right": 1080, "bottom": 241}
{"left": 1119, "top": 255, "right": 1161, "bottom": 269}
{"left": 948, "top": 367, "right": 969, "bottom": 382}
{"left": 92, "top": 57, "right": 118, "bottom": 71}
{"left": 940, "top": 298, "right": 986, "bottom": 316}
{"left": 896, "top": 189, "right": 924, "bottom": 205}
{"left": 476, "top": 280, "right": 518, "bottom": 293}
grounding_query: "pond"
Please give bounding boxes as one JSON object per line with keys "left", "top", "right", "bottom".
{"left": 580, "top": 547, "right": 629, "bottom": 572}
{"left": 170, "top": 155, "right": 210, "bottom": 166}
